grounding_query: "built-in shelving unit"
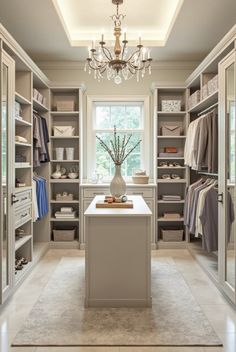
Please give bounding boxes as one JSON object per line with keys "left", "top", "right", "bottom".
{"left": 154, "top": 86, "right": 189, "bottom": 247}
{"left": 49, "top": 87, "right": 82, "bottom": 246}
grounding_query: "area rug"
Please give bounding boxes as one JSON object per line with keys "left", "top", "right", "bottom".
{"left": 13, "top": 257, "right": 222, "bottom": 347}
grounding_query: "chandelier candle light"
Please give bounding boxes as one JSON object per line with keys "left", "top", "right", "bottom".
{"left": 84, "top": 0, "right": 152, "bottom": 84}
{"left": 96, "top": 126, "right": 141, "bottom": 197}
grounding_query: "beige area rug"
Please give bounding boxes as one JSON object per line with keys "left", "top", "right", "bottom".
{"left": 13, "top": 257, "right": 222, "bottom": 347}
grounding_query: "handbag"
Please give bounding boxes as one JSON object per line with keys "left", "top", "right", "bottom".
{"left": 53, "top": 126, "right": 75, "bottom": 137}
{"left": 161, "top": 125, "right": 181, "bottom": 136}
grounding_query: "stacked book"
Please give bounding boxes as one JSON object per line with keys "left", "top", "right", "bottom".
{"left": 161, "top": 195, "right": 181, "bottom": 201}
{"left": 55, "top": 207, "right": 76, "bottom": 219}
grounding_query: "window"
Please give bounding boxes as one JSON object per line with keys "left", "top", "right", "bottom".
{"left": 229, "top": 101, "right": 236, "bottom": 182}
{"left": 87, "top": 96, "right": 150, "bottom": 181}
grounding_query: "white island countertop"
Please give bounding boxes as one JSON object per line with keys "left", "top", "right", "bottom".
{"left": 84, "top": 195, "right": 152, "bottom": 217}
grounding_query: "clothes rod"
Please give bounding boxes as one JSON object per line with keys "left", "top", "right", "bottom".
{"left": 198, "top": 102, "right": 218, "bottom": 116}
{"left": 197, "top": 171, "right": 218, "bottom": 177}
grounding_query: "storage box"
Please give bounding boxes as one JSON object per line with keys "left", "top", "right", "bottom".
{"left": 132, "top": 175, "right": 149, "bottom": 184}
{"left": 161, "top": 228, "right": 184, "bottom": 242}
{"left": 56, "top": 100, "right": 75, "bottom": 111}
{"left": 53, "top": 126, "right": 75, "bottom": 137}
{"left": 161, "top": 125, "right": 182, "bottom": 136}
{"left": 161, "top": 100, "right": 181, "bottom": 112}
{"left": 56, "top": 193, "right": 74, "bottom": 201}
{"left": 188, "top": 90, "right": 200, "bottom": 109}
{"left": 201, "top": 84, "right": 208, "bottom": 100}
{"left": 53, "top": 228, "right": 75, "bottom": 241}
{"left": 208, "top": 74, "right": 218, "bottom": 95}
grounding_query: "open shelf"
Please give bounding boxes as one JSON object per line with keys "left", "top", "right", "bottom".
{"left": 51, "top": 200, "right": 79, "bottom": 204}
{"left": 15, "top": 163, "right": 32, "bottom": 169}
{"left": 15, "top": 117, "right": 32, "bottom": 127}
{"left": 50, "top": 218, "right": 79, "bottom": 222}
{"left": 15, "top": 142, "right": 32, "bottom": 147}
{"left": 15, "top": 91, "right": 31, "bottom": 105}
{"left": 51, "top": 136, "right": 79, "bottom": 139}
{"left": 157, "top": 217, "right": 184, "bottom": 222}
{"left": 50, "top": 179, "right": 80, "bottom": 183}
{"left": 157, "top": 111, "right": 186, "bottom": 115}
{"left": 157, "top": 179, "right": 187, "bottom": 183}
{"left": 50, "top": 159, "right": 79, "bottom": 163}
{"left": 157, "top": 136, "right": 186, "bottom": 139}
{"left": 15, "top": 235, "right": 32, "bottom": 251}
{"left": 33, "top": 98, "right": 49, "bottom": 112}
{"left": 50, "top": 111, "right": 79, "bottom": 116}
{"left": 188, "top": 90, "right": 218, "bottom": 113}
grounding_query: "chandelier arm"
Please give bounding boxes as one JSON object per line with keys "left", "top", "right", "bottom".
{"left": 101, "top": 46, "right": 113, "bottom": 61}
{"left": 126, "top": 47, "right": 142, "bottom": 64}
{"left": 87, "top": 60, "right": 106, "bottom": 71}
{"left": 92, "top": 54, "right": 108, "bottom": 65}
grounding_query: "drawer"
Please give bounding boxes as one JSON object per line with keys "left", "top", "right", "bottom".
{"left": 83, "top": 188, "right": 110, "bottom": 198}
{"left": 14, "top": 189, "right": 32, "bottom": 209}
{"left": 15, "top": 204, "right": 32, "bottom": 229}
{"left": 126, "top": 188, "right": 154, "bottom": 198}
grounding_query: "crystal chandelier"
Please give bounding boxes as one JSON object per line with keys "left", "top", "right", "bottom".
{"left": 84, "top": 0, "right": 152, "bottom": 84}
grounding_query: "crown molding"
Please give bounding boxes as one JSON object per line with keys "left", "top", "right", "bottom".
{"left": 37, "top": 60, "right": 199, "bottom": 71}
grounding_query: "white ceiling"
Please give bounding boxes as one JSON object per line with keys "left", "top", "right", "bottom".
{"left": 0, "top": 0, "right": 235, "bottom": 63}
{"left": 52, "top": 0, "right": 183, "bottom": 46}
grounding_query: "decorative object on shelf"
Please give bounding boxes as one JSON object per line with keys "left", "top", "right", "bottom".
{"left": 55, "top": 147, "right": 64, "bottom": 160}
{"left": 132, "top": 169, "right": 149, "bottom": 184}
{"left": 15, "top": 178, "right": 26, "bottom": 188}
{"left": 161, "top": 100, "right": 181, "bottom": 112}
{"left": 96, "top": 126, "right": 141, "bottom": 197}
{"left": 15, "top": 135, "right": 28, "bottom": 144}
{"left": 33, "top": 88, "right": 46, "bottom": 105}
{"left": 161, "top": 125, "right": 182, "bottom": 136}
{"left": 56, "top": 192, "right": 74, "bottom": 202}
{"left": 84, "top": 0, "right": 152, "bottom": 85}
{"left": 68, "top": 166, "right": 79, "bottom": 179}
{"left": 51, "top": 164, "right": 67, "bottom": 179}
{"left": 66, "top": 147, "right": 74, "bottom": 161}
{"left": 15, "top": 101, "right": 22, "bottom": 118}
{"left": 164, "top": 147, "right": 177, "bottom": 153}
{"left": 15, "top": 154, "right": 27, "bottom": 162}
{"left": 91, "top": 171, "right": 103, "bottom": 184}
{"left": 53, "top": 126, "right": 75, "bottom": 137}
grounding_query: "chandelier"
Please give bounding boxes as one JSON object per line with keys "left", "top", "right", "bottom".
{"left": 84, "top": 0, "right": 152, "bottom": 84}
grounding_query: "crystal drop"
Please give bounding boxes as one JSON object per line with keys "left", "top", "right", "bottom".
{"left": 114, "top": 75, "right": 122, "bottom": 85}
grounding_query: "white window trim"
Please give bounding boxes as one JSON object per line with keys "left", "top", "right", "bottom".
{"left": 86, "top": 95, "right": 150, "bottom": 181}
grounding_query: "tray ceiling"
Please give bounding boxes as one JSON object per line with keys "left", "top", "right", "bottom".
{"left": 52, "top": 0, "right": 184, "bottom": 46}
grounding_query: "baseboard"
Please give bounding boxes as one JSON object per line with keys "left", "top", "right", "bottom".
{"left": 85, "top": 297, "right": 152, "bottom": 308}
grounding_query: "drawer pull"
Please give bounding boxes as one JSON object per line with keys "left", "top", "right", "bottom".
{"left": 21, "top": 213, "right": 28, "bottom": 218}
{"left": 11, "top": 194, "right": 19, "bottom": 204}
{"left": 93, "top": 192, "right": 104, "bottom": 195}
{"left": 21, "top": 197, "right": 28, "bottom": 201}
{"left": 133, "top": 192, "right": 144, "bottom": 195}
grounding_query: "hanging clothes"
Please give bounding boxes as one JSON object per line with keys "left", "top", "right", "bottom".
{"left": 33, "top": 175, "right": 49, "bottom": 221}
{"left": 33, "top": 113, "right": 50, "bottom": 167}
{"left": 184, "top": 178, "right": 234, "bottom": 252}
{"left": 184, "top": 108, "right": 218, "bottom": 173}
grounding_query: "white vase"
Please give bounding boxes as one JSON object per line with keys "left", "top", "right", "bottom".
{"left": 110, "top": 164, "right": 126, "bottom": 197}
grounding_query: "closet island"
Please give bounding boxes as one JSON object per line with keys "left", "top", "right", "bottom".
{"left": 84, "top": 195, "right": 152, "bottom": 307}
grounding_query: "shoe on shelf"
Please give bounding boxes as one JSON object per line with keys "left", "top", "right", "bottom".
{"left": 171, "top": 174, "right": 181, "bottom": 179}
{"left": 173, "top": 162, "right": 181, "bottom": 167}
{"left": 159, "top": 161, "right": 168, "bottom": 167}
{"left": 161, "top": 174, "right": 171, "bottom": 179}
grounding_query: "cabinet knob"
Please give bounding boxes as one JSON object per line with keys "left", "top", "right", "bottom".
{"left": 218, "top": 192, "right": 223, "bottom": 204}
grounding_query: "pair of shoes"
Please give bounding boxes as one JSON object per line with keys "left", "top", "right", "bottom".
{"left": 159, "top": 161, "right": 181, "bottom": 167}
{"left": 15, "top": 257, "right": 28, "bottom": 272}
{"left": 161, "top": 174, "right": 181, "bottom": 180}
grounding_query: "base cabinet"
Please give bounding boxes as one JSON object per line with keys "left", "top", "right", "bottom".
{"left": 80, "top": 185, "right": 156, "bottom": 249}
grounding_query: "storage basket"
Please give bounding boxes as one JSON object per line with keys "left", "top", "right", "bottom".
{"left": 66, "top": 147, "right": 74, "bottom": 160}
{"left": 53, "top": 227, "right": 75, "bottom": 241}
{"left": 207, "top": 74, "right": 218, "bottom": 95}
{"left": 161, "top": 125, "right": 182, "bottom": 136}
{"left": 161, "top": 228, "right": 183, "bottom": 242}
{"left": 201, "top": 84, "right": 208, "bottom": 100}
{"left": 56, "top": 193, "right": 74, "bottom": 201}
{"left": 161, "top": 100, "right": 181, "bottom": 112}
{"left": 55, "top": 147, "right": 64, "bottom": 160}
{"left": 56, "top": 100, "right": 75, "bottom": 111}
{"left": 132, "top": 175, "right": 149, "bottom": 184}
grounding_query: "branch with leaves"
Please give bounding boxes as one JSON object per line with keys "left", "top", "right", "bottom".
{"left": 96, "top": 126, "right": 141, "bottom": 165}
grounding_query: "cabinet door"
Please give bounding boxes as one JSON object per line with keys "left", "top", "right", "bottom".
{"left": 0, "top": 50, "right": 15, "bottom": 304}
{"left": 219, "top": 50, "right": 236, "bottom": 303}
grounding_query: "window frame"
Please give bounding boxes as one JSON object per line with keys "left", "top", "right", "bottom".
{"left": 86, "top": 95, "right": 150, "bottom": 182}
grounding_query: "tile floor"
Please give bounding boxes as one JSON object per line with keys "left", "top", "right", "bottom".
{"left": 0, "top": 249, "right": 236, "bottom": 352}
